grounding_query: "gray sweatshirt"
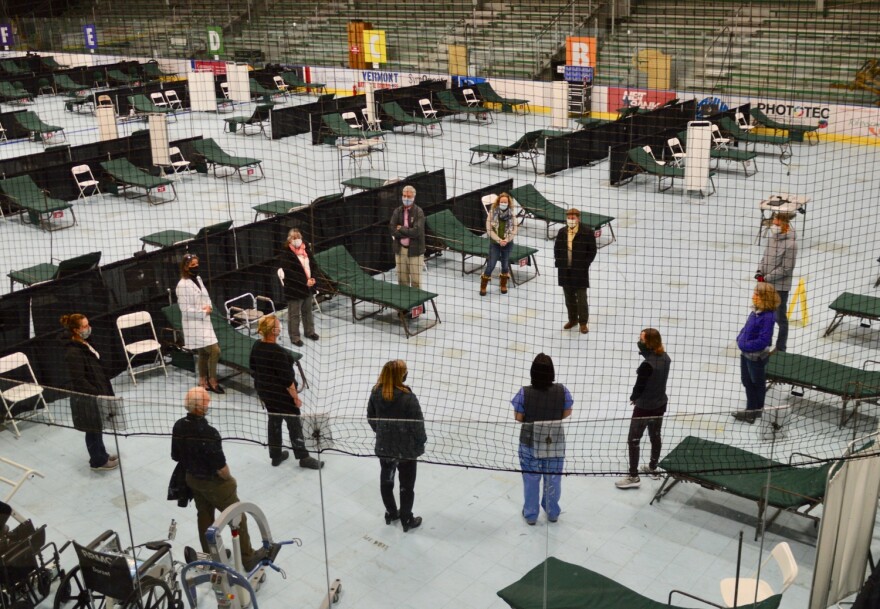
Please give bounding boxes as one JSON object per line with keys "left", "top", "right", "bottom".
{"left": 758, "top": 228, "right": 797, "bottom": 292}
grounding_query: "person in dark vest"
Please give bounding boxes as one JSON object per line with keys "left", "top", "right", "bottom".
{"left": 616, "top": 328, "right": 671, "bottom": 489}
{"left": 511, "top": 353, "right": 573, "bottom": 525}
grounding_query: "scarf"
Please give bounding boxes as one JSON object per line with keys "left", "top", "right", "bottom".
{"left": 492, "top": 206, "right": 513, "bottom": 239}
{"left": 291, "top": 244, "right": 311, "bottom": 280}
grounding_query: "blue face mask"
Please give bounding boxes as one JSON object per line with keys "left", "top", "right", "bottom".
{"left": 402, "top": 198, "right": 414, "bottom": 207}
{"left": 499, "top": 203, "right": 509, "bottom": 211}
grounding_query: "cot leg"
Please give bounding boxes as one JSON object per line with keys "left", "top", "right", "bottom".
{"left": 650, "top": 475, "right": 678, "bottom": 504}
{"left": 823, "top": 313, "right": 845, "bottom": 337}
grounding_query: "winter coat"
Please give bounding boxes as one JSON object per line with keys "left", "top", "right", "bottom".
{"left": 554, "top": 225, "right": 598, "bottom": 289}
{"left": 367, "top": 386, "right": 427, "bottom": 460}
{"left": 758, "top": 229, "right": 797, "bottom": 292}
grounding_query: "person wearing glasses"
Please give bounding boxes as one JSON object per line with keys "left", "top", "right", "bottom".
{"left": 176, "top": 254, "right": 224, "bottom": 394}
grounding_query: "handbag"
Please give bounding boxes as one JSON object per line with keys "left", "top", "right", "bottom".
{"left": 167, "top": 462, "right": 192, "bottom": 507}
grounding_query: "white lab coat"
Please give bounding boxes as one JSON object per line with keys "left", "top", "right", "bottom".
{"left": 175, "top": 276, "right": 218, "bottom": 349}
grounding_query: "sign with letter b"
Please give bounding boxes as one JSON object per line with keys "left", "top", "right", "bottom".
{"left": 566, "top": 37, "right": 597, "bottom": 68}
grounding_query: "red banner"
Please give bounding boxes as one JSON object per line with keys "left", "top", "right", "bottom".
{"left": 608, "top": 87, "right": 676, "bottom": 111}
{"left": 193, "top": 60, "right": 227, "bottom": 75}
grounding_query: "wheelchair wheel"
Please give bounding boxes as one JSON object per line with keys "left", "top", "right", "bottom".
{"left": 29, "top": 567, "right": 53, "bottom": 600}
{"left": 122, "top": 576, "right": 172, "bottom": 609}
{"left": 53, "top": 566, "right": 106, "bottom": 609}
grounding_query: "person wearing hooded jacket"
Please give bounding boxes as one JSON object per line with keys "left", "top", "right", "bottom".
{"left": 175, "top": 254, "right": 223, "bottom": 394}
{"left": 511, "top": 353, "right": 573, "bottom": 525}
{"left": 756, "top": 212, "right": 797, "bottom": 352}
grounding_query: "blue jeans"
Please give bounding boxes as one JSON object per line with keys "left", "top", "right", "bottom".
{"left": 775, "top": 290, "right": 789, "bottom": 352}
{"left": 740, "top": 355, "right": 768, "bottom": 411}
{"left": 518, "top": 444, "right": 563, "bottom": 521}
{"left": 85, "top": 432, "right": 109, "bottom": 468}
{"left": 485, "top": 241, "right": 513, "bottom": 276}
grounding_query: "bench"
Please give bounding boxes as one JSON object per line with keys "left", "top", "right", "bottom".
{"left": 426, "top": 210, "right": 539, "bottom": 285}
{"left": 678, "top": 130, "right": 758, "bottom": 177}
{"left": 718, "top": 117, "right": 792, "bottom": 165}
{"left": 510, "top": 184, "right": 616, "bottom": 243}
{"left": 313, "top": 245, "right": 440, "bottom": 339}
{"left": 381, "top": 101, "right": 442, "bottom": 137}
{"left": 437, "top": 90, "right": 493, "bottom": 124}
{"left": 498, "top": 556, "right": 783, "bottom": 609}
{"left": 251, "top": 200, "right": 305, "bottom": 222}
{"left": 766, "top": 351, "right": 880, "bottom": 427}
{"left": 824, "top": 292, "right": 880, "bottom": 337}
{"left": 223, "top": 104, "right": 272, "bottom": 136}
{"left": 191, "top": 138, "right": 264, "bottom": 183}
{"left": 13, "top": 111, "right": 66, "bottom": 146}
{"left": 0, "top": 175, "right": 76, "bottom": 231}
{"left": 8, "top": 251, "right": 101, "bottom": 292}
{"left": 651, "top": 435, "right": 832, "bottom": 539}
{"left": 161, "top": 304, "right": 307, "bottom": 389}
{"left": 100, "top": 158, "right": 177, "bottom": 205}
{"left": 473, "top": 82, "right": 529, "bottom": 114}
{"left": 469, "top": 130, "right": 542, "bottom": 173}
{"left": 140, "top": 220, "right": 233, "bottom": 250}
{"left": 751, "top": 108, "right": 820, "bottom": 145}
{"left": 625, "top": 147, "right": 716, "bottom": 194}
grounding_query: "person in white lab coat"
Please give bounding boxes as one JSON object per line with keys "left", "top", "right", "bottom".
{"left": 175, "top": 254, "right": 224, "bottom": 394}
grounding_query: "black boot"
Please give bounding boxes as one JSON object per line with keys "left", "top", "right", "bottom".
{"left": 384, "top": 511, "right": 400, "bottom": 525}
{"left": 401, "top": 516, "right": 422, "bottom": 532}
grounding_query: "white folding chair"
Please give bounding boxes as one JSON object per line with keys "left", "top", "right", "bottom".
{"left": 116, "top": 311, "right": 168, "bottom": 385}
{"left": 0, "top": 123, "right": 6, "bottom": 143}
{"left": 168, "top": 146, "right": 192, "bottom": 176}
{"left": 419, "top": 98, "right": 438, "bottom": 119}
{"left": 341, "top": 111, "right": 363, "bottom": 130}
{"left": 462, "top": 88, "right": 480, "bottom": 107}
{"left": 667, "top": 137, "right": 687, "bottom": 166}
{"left": 150, "top": 91, "right": 169, "bottom": 109}
{"left": 220, "top": 82, "right": 230, "bottom": 99}
{"left": 481, "top": 193, "right": 498, "bottom": 216}
{"left": 361, "top": 107, "right": 380, "bottom": 131}
{"left": 72, "top": 164, "right": 101, "bottom": 199}
{"left": 96, "top": 95, "right": 115, "bottom": 115}
{"left": 0, "top": 352, "right": 52, "bottom": 438}
{"left": 712, "top": 124, "right": 731, "bottom": 150}
{"left": 273, "top": 75, "right": 290, "bottom": 97}
{"left": 736, "top": 110, "right": 754, "bottom": 131}
{"left": 164, "top": 89, "right": 183, "bottom": 110}
{"left": 720, "top": 542, "right": 798, "bottom": 607}
{"left": 225, "top": 293, "right": 276, "bottom": 334}
{"left": 643, "top": 145, "right": 666, "bottom": 166}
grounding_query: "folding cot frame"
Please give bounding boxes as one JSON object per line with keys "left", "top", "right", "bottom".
{"left": 624, "top": 146, "right": 717, "bottom": 195}
{"left": 718, "top": 116, "right": 793, "bottom": 167}
{"left": 100, "top": 159, "right": 178, "bottom": 205}
{"left": 468, "top": 131, "right": 542, "bottom": 173}
{"left": 509, "top": 183, "right": 617, "bottom": 244}
{"left": 823, "top": 292, "right": 880, "bottom": 337}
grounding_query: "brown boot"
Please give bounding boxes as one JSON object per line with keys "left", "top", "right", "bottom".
{"left": 479, "top": 274, "right": 490, "bottom": 296}
{"left": 499, "top": 273, "right": 509, "bottom": 294}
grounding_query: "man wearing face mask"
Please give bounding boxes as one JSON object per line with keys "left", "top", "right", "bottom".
{"left": 175, "top": 254, "right": 223, "bottom": 394}
{"left": 616, "top": 328, "right": 671, "bottom": 490}
{"left": 389, "top": 185, "right": 426, "bottom": 289}
{"left": 755, "top": 212, "right": 797, "bottom": 352}
{"left": 553, "top": 208, "right": 598, "bottom": 334}
{"left": 249, "top": 315, "right": 323, "bottom": 469}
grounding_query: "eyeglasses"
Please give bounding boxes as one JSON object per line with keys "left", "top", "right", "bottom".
{"left": 182, "top": 254, "right": 197, "bottom": 262}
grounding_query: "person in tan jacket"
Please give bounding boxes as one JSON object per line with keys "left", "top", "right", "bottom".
{"left": 480, "top": 192, "right": 519, "bottom": 296}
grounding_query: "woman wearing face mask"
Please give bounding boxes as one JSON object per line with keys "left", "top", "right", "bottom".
{"left": 250, "top": 315, "right": 323, "bottom": 469}
{"left": 480, "top": 192, "right": 519, "bottom": 296}
{"left": 615, "top": 328, "right": 671, "bottom": 490}
{"left": 60, "top": 313, "right": 119, "bottom": 471}
{"left": 175, "top": 254, "right": 223, "bottom": 394}
{"left": 367, "top": 359, "right": 427, "bottom": 532}
{"left": 734, "top": 283, "right": 780, "bottom": 424}
{"left": 279, "top": 228, "right": 319, "bottom": 348}
{"left": 755, "top": 212, "right": 797, "bottom": 352}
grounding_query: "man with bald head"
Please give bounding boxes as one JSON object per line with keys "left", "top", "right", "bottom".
{"left": 171, "top": 387, "right": 258, "bottom": 568}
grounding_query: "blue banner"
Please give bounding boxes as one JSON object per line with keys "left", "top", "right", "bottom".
{"left": 452, "top": 75, "right": 487, "bottom": 88}
{"left": 83, "top": 24, "right": 98, "bottom": 50}
{"left": 0, "top": 24, "right": 13, "bottom": 48}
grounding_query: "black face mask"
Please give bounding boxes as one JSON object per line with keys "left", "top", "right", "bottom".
{"left": 188, "top": 266, "right": 200, "bottom": 277}
{"left": 637, "top": 341, "right": 650, "bottom": 356}
{"left": 402, "top": 372, "right": 408, "bottom": 383}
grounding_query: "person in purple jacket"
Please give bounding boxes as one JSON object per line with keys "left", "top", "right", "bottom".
{"left": 733, "top": 283, "right": 780, "bottom": 423}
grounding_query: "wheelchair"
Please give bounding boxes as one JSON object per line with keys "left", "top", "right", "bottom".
{"left": 53, "top": 530, "right": 183, "bottom": 609}
{"left": 0, "top": 519, "right": 66, "bottom": 609}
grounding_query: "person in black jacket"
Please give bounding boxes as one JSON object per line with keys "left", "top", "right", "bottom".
{"left": 366, "top": 359, "right": 427, "bottom": 532}
{"left": 279, "top": 228, "right": 319, "bottom": 347}
{"left": 249, "top": 315, "right": 322, "bottom": 469}
{"left": 60, "top": 314, "right": 118, "bottom": 471}
{"left": 553, "top": 208, "right": 598, "bottom": 334}
{"left": 616, "top": 328, "right": 671, "bottom": 490}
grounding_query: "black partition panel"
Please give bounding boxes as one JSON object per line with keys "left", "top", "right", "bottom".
{"left": 452, "top": 179, "right": 514, "bottom": 232}
{"left": 271, "top": 94, "right": 366, "bottom": 141}
{"left": 0, "top": 109, "right": 30, "bottom": 141}
{"left": 0, "top": 293, "right": 32, "bottom": 352}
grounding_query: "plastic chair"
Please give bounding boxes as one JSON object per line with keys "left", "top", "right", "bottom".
{"left": 150, "top": 91, "right": 168, "bottom": 109}
{"left": 72, "top": 165, "right": 101, "bottom": 199}
{"left": 273, "top": 75, "right": 290, "bottom": 96}
{"left": 361, "top": 107, "right": 380, "bottom": 131}
{"left": 462, "top": 88, "right": 480, "bottom": 107}
{"left": 667, "top": 137, "right": 687, "bottom": 166}
{"left": 419, "top": 98, "right": 438, "bottom": 119}
{"left": 116, "top": 311, "right": 167, "bottom": 384}
{"left": 719, "top": 542, "right": 798, "bottom": 607}
{"left": 224, "top": 293, "right": 275, "bottom": 334}
{"left": 643, "top": 145, "right": 665, "bottom": 166}
{"left": 168, "top": 146, "right": 191, "bottom": 176}
{"left": 736, "top": 110, "right": 754, "bottom": 131}
{"left": 0, "top": 352, "right": 52, "bottom": 438}
{"left": 220, "top": 82, "right": 230, "bottom": 99}
{"left": 712, "top": 124, "right": 731, "bottom": 150}
{"left": 341, "top": 111, "right": 363, "bottom": 130}
{"left": 164, "top": 89, "right": 183, "bottom": 110}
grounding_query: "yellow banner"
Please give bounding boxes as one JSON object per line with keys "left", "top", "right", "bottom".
{"left": 363, "top": 30, "right": 387, "bottom": 63}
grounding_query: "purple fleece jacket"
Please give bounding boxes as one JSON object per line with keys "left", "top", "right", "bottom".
{"left": 737, "top": 310, "right": 775, "bottom": 353}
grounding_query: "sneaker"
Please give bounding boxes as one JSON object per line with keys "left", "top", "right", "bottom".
{"left": 615, "top": 475, "right": 641, "bottom": 489}
{"left": 640, "top": 465, "right": 661, "bottom": 480}
{"left": 299, "top": 456, "right": 324, "bottom": 470}
{"left": 91, "top": 459, "right": 119, "bottom": 471}
{"left": 271, "top": 451, "right": 290, "bottom": 467}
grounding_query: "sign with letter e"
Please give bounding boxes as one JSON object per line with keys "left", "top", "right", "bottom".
{"left": 0, "top": 24, "right": 14, "bottom": 48}
{"left": 566, "top": 36, "right": 597, "bottom": 68}
{"left": 207, "top": 26, "right": 225, "bottom": 56}
{"left": 363, "top": 29, "right": 387, "bottom": 63}
{"left": 83, "top": 24, "right": 98, "bottom": 50}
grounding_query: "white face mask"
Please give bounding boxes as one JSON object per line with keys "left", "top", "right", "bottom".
{"left": 274, "top": 322, "right": 283, "bottom": 336}
{"left": 566, "top": 219, "right": 578, "bottom": 228}
{"left": 80, "top": 327, "right": 92, "bottom": 340}
{"left": 499, "top": 203, "right": 509, "bottom": 211}
{"left": 769, "top": 225, "right": 782, "bottom": 235}
{"left": 292, "top": 238, "right": 303, "bottom": 248}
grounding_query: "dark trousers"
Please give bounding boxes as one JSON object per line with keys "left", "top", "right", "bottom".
{"left": 186, "top": 474, "right": 253, "bottom": 561}
{"left": 740, "top": 354, "right": 768, "bottom": 411}
{"left": 268, "top": 413, "right": 310, "bottom": 460}
{"left": 627, "top": 415, "right": 663, "bottom": 476}
{"left": 775, "top": 290, "right": 789, "bottom": 352}
{"left": 379, "top": 458, "right": 417, "bottom": 521}
{"left": 485, "top": 241, "right": 513, "bottom": 275}
{"left": 562, "top": 287, "right": 589, "bottom": 323}
{"left": 85, "top": 432, "right": 109, "bottom": 468}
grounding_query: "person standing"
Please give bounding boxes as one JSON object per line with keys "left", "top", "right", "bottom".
{"left": 554, "top": 208, "right": 597, "bottom": 334}
{"left": 756, "top": 212, "right": 797, "bottom": 352}
{"left": 512, "top": 353, "right": 573, "bottom": 525}
{"left": 175, "top": 254, "right": 223, "bottom": 394}
{"left": 250, "top": 315, "right": 323, "bottom": 469}
{"left": 367, "top": 360, "right": 427, "bottom": 532}
{"left": 733, "top": 283, "right": 780, "bottom": 424}
{"left": 171, "top": 387, "right": 264, "bottom": 570}
{"left": 280, "top": 228, "right": 319, "bottom": 347}
{"left": 480, "top": 192, "right": 519, "bottom": 296}
{"left": 615, "top": 328, "right": 671, "bottom": 490}
{"left": 389, "top": 185, "right": 426, "bottom": 289}
{"left": 61, "top": 314, "right": 118, "bottom": 471}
